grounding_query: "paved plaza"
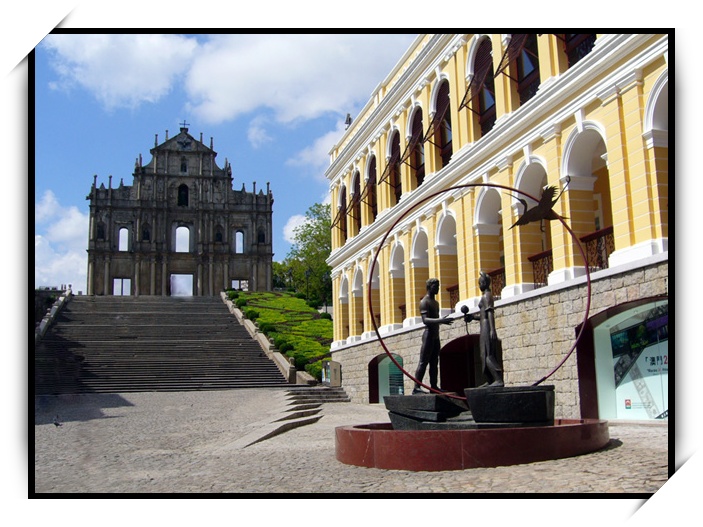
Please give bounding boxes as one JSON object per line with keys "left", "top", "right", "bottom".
{"left": 35, "top": 388, "right": 669, "bottom": 494}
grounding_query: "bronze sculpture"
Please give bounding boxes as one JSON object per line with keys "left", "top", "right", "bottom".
{"left": 465, "top": 272, "right": 504, "bottom": 387}
{"left": 509, "top": 175, "right": 570, "bottom": 230}
{"left": 413, "top": 278, "right": 453, "bottom": 394}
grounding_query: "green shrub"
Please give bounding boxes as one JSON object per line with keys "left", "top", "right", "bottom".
{"left": 278, "top": 342, "right": 294, "bottom": 353}
{"left": 258, "top": 322, "right": 276, "bottom": 335}
{"left": 230, "top": 291, "right": 333, "bottom": 379}
{"left": 320, "top": 312, "right": 332, "bottom": 321}
{"left": 272, "top": 335, "right": 288, "bottom": 349}
{"left": 244, "top": 308, "right": 260, "bottom": 321}
{"left": 227, "top": 290, "right": 240, "bottom": 300}
{"left": 235, "top": 298, "right": 248, "bottom": 309}
{"left": 305, "top": 360, "right": 324, "bottom": 380}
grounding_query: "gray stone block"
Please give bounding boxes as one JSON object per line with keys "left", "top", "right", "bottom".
{"left": 383, "top": 394, "right": 468, "bottom": 416}
{"left": 464, "top": 385, "right": 555, "bottom": 424}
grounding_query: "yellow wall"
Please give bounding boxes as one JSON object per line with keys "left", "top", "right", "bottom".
{"left": 328, "top": 34, "right": 668, "bottom": 344}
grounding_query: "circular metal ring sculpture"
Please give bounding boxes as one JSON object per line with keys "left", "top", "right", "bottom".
{"left": 366, "top": 183, "right": 592, "bottom": 401}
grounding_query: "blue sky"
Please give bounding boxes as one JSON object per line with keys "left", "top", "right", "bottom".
{"left": 34, "top": 33, "right": 418, "bottom": 290}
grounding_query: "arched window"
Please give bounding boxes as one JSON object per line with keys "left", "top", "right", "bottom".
{"left": 495, "top": 34, "right": 541, "bottom": 107}
{"left": 257, "top": 229, "right": 266, "bottom": 244}
{"left": 178, "top": 184, "right": 189, "bottom": 207}
{"left": 410, "top": 109, "right": 425, "bottom": 188}
{"left": 389, "top": 132, "right": 402, "bottom": 205}
{"left": 235, "top": 230, "right": 245, "bottom": 254}
{"left": 175, "top": 226, "right": 190, "bottom": 253}
{"left": 340, "top": 186, "right": 348, "bottom": 243}
{"left": 517, "top": 34, "right": 540, "bottom": 104}
{"left": 475, "top": 38, "right": 496, "bottom": 136}
{"left": 367, "top": 156, "right": 378, "bottom": 222}
{"left": 351, "top": 171, "right": 362, "bottom": 236}
{"left": 118, "top": 227, "right": 129, "bottom": 251}
{"left": 142, "top": 224, "right": 151, "bottom": 242}
{"left": 215, "top": 226, "right": 224, "bottom": 243}
{"left": 563, "top": 34, "right": 596, "bottom": 68}
{"left": 434, "top": 80, "right": 453, "bottom": 168}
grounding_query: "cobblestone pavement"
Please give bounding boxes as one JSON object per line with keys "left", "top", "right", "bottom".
{"left": 34, "top": 389, "right": 669, "bottom": 494}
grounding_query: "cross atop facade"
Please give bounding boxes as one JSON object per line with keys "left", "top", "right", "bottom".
{"left": 180, "top": 119, "right": 190, "bottom": 129}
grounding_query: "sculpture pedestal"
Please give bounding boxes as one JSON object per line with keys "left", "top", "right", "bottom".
{"left": 335, "top": 419, "right": 610, "bottom": 471}
{"left": 383, "top": 393, "right": 470, "bottom": 430}
{"left": 336, "top": 387, "right": 608, "bottom": 471}
{"left": 464, "top": 385, "right": 555, "bottom": 425}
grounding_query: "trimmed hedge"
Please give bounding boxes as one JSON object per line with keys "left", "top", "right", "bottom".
{"left": 244, "top": 308, "right": 260, "bottom": 321}
{"left": 234, "top": 291, "right": 332, "bottom": 378}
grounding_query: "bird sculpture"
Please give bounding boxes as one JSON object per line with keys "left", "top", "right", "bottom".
{"left": 53, "top": 415, "right": 63, "bottom": 427}
{"left": 509, "top": 176, "right": 570, "bottom": 230}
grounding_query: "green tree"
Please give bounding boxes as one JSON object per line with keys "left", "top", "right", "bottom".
{"left": 272, "top": 261, "right": 290, "bottom": 290}
{"left": 282, "top": 202, "right": 332, "bottom": 307}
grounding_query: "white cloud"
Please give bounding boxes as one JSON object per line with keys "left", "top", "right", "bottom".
{"left": 41, "top": 34, "right": 198, "bottom": 110}
{"left": 286, "top": 122, "right": 345, "bottom": 180}
{"left": 35, "top": 190, "right": 89, "bottom": 290}
{"left": 40, "top": 33, "right": 416, "bottom": 124}
{"left": 184, "top": 34, "right": 416, "bottom": 124}
{"left": 40, "top": 33, "right": 416, "bottom": 179}
{"left": 35, "top": 235, "right": 87, "bottom": 291}
{"left": 35, "top": 188, "right": 61, "bottom": 222}
{"left": 283, "top": 214, "right": 308, "bottom": 244}
{"left": 247, "top": 115, "right": 273, "bottom": 149}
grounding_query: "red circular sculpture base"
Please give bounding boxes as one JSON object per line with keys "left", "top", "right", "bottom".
{"left": 335, "top": 419, "right": 609, "bottom": 471}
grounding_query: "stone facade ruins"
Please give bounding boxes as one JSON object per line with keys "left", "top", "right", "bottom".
{"left": 86, "top": 125, "right": 273, "bottom": 296}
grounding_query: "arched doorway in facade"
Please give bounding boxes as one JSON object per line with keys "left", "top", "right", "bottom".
{"left": 474, "top": 187, "right": 505, "bottom": 298}
{"left": 350, "top": 267, "right": 365, "bottom": 339}
{"left": 576, "top": 297, "right": 668, "bottom": 420}
{"left": 435, "top": 213, "right": 459, "bottom": 310}
{"left": 513, "top": 160, "right": 553, "bottom": 289}
{"left": 410, "top": 229, "right": 430, "bottom": 321}
{"left": 562, "top": 125, "right": 612, "bottom": 273}
{"left": 389, "top": 242, "right": 406, "bottom": 325}
{"left": 439, "top": 334, "right": 484, "bottom": 393}
{"left": 368, "top": 353, "right": 405, "bottom": 403}
{"left": 338, "top": 275, "right": 350, "bottom": 342}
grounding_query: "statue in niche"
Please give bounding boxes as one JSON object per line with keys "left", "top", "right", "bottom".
{"left": 465, "top": 272, "right": 504, "bottom": 387}
{"left": 413, "top": 278, "right": 453, "bottom": 394}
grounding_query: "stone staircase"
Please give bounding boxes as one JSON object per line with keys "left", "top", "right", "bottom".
{"left": 224, "top": 386, "right": 352, "bottom": 448}
{"left": 285, "top": 386, "right": 351, "bottom": 405}
{"left": 34, "top": 295, "right": 290, "bottom": 395}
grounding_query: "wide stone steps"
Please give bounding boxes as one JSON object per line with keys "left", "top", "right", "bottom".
{"left": 285, "top": 386, "right": 351, "bottom": 404}
{"left": 35, "top": 295, "right": 289, "bottom": 395}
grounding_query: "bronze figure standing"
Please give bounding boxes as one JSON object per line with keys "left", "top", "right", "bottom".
{"left": 413, "top": 278, "right": 453, "bottom": 394}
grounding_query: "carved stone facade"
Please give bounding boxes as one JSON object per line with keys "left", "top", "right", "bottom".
{"left": 86, "top": 126, "right": 273, "bottom": 296}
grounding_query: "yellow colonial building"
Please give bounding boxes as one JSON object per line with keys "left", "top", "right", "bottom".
{"left": 325, "top": 34, "right": 668, "bottom": 421}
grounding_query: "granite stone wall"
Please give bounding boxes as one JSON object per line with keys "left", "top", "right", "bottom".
{"left": 330, "top": 257, "right": 668, "bottom": 419}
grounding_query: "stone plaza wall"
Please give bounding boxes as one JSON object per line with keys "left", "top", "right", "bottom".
{"left": 330, "top": 255, "right": 668, "bottom": 419}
